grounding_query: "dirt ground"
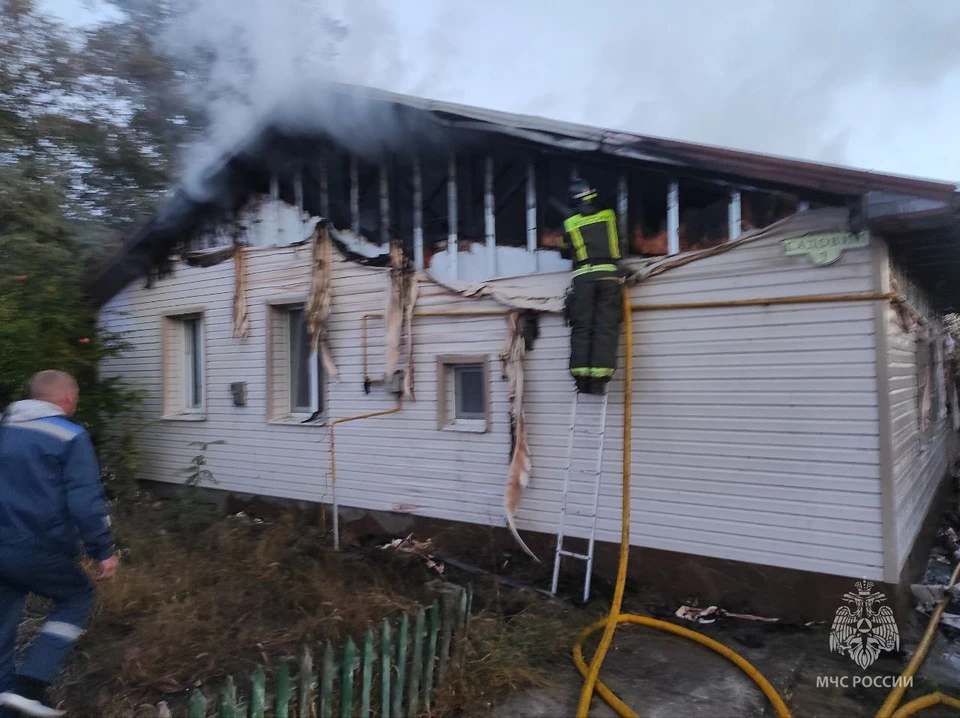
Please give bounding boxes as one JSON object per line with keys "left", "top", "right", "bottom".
{"left": 491, "top": 606, "right": 960, "bottom": 718}
{"left": 21, "top": 494, "right": 581, "bottom": 717}
{"left": 492, "top": 517, "right": 960, "bottom": 718}
{"left": 20, "top": 492, "right": 960, "bottom": 717}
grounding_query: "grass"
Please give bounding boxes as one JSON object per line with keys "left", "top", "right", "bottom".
{"left": 34, "top": 496, "right": 585, "bottom": 716}
{"left": 434, "top": 596, "right": 585, "bottom": 716}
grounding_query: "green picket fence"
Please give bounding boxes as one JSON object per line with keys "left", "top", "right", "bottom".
{"left": 156, "top": 585, "right": 473, "bottom": 718}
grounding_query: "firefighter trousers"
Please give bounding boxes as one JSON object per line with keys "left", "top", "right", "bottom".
{"left": 0, "top": 546, "right": 95, "bottom": 692}
{"left": 566, "top": 274, "right": 623, "bottom": 393}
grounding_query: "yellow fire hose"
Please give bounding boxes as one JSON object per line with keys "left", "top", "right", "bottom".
{"left": 571, "top": 287, "right": 793, "bottom": 718}
{"left": 876, "top": 562, "right": 960, "bottom": 718}
{"left": 571, "top": 287, "right": 960, "bottom": 718}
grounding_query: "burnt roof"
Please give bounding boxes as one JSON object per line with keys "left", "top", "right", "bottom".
{"left": 86, "top": 82, "right": 960, "bottom": 309}
{"left": 346, "top": 84, "right": 956, "bottom": 200}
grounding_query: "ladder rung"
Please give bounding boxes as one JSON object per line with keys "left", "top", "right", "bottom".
{"left": 552, "top": 390, "right": 609, "bottom": 602}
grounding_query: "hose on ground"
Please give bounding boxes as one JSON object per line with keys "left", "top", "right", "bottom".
{"left": 570, "top": 288, "right": 960, "bottom": 718}
{"left": 571, "top": 286, "right": 792, "bottom": 718}
{"left": 876, "top": 561, "right": 960, "bottom": 718}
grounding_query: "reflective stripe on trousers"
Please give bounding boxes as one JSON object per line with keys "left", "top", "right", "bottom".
{"left": 0, "top": 547, "right": 95, "bottom": 689}
{"left": 567, "top": 275, "right": 623, "bottom": 385}
{"left": 570, "top": 367, "right": 615, "bottom": 377}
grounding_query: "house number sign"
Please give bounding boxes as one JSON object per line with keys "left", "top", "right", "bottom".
{"left": 783, "top": 231, "right": 870, "bottom": 266}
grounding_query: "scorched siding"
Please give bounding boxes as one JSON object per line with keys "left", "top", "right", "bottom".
{"left": 100, "top": 203, "right": 884, "bottom": 581}
{"left": 887, "top": 262, "right": 951, "bottom": 571}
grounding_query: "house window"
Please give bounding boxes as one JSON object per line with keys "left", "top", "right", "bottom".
{"left": 454, "top": 364, "right": 485, "bottom": 420}
{"left": 288, "top": 307, "right": 322, "bottom": 415}
{"left": 437, "top": 355, "right": 490, "bottom": 432}
{"left": 268, "top": 302, "right": 323, "bottom": 422}
{"left": 183, "top": 316, "right": 204, "bottom": 410}
{"left": 162, "top": 312, "right": 205, "bottom": 419}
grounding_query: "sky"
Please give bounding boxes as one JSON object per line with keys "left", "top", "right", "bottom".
{"left": 39, "top": 0, "right": 960, "bottom": 184}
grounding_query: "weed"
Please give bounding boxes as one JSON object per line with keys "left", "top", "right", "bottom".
{"left": 47, "top": 498, "right": 584, "bottom": 717}
{"left": 182, "top": 439, "right": 225, "bottom": 490}
{"left": 55, "top": 499, "right": 432, "bottom": 716}
{"left": 433, "top": 587, "right": 591, "bottom": 716}
{"left": 177, "top": 439, "right": 225, "bottom": 533}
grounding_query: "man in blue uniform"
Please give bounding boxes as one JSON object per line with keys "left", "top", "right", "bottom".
{"left": 0, "top": 371, "right": 118, "bottom": 718}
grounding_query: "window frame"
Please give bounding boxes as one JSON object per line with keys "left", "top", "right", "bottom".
{"left": 436, "top": 354, "right": 491, "bottom": 433}
{"left": 288, "top": 307, "right": 322, "bottom": 416}
{"left": 182, "top": 315, "right": 204, "bottom": 412}
{"left": 266, "top": 297, "right": 324, "bottom": 424}
{"left": 453, "top": 363, "right": 486, "bottom": 421}
{"left": 162, "top": 310, "right": 206, "bottom": 421}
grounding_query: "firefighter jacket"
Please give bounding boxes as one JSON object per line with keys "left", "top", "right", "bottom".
{"left": 561, "top": 209, "right": 621, "bottom": 278}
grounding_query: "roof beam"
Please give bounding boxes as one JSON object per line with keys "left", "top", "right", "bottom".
{"left": 350, "top": 156, "right": 360, "bottom": 235}
{"left": 447, "top": 155, "right": 458, "bottom": 279}
{"left": 617, "top": 173, "right": 628, "bottom": 246}
{"left": 526, "top": 162, "right": 537, "bottom": 270}
{"left": 667, "top": 180, "right": 680, "bottom": 255}
{"left": 728, "top": 189, "right": 741, "bottom": 241}
{"left": 413, "top": 157, "right": 424, "bottom": 270}
{"left": 485, "top": 156, "right": 496, "bottom": 277}
{"left": 379, "top": 162, "right": 390, "bottom": 244}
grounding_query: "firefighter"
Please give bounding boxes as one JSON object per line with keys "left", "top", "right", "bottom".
{"left": 559, "top": 178, "right": 623, "bottom": 395}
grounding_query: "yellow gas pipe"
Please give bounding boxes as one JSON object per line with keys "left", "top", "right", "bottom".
{"left": 361, "top": 310, "right": 508, "bottom": 386}
{"left": 333, "top": 309, "right": 507, "bottom": 548}
{"left": 329, "top": 397, "right": 403, "bottom": 550}
{"left": 343, "top": 288, "right": 956, "bottom": 717}
{"left": 572, "top": 286, "right": 794, "bottom": 718}
{"left": 572, "top": 286, "right": 960, "bottom": 718}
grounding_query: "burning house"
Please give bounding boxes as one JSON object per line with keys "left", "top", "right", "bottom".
{"left": 87, "top": 84, "right": 960, "bottom": 616}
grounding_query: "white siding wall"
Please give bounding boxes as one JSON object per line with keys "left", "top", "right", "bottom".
{"left": 567, "top": 232, "right": 882, "bottom": 579}
{"left": 101, "top": 207, "right": 885, "bottom": 580}
{"left": 887, "top": 262, "right": 951, "bottom": 570}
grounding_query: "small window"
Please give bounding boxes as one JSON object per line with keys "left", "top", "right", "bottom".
{"left": 437, "top": 355, "right": 490, "bottom": 432}
{"left": 162, "top": 312, "right": 205, "bottom": 419}
{"left": 183, "top": 316, "right": 204, "bottom": 410}
{"left": 288, "top": 307, "right": 322, "bottom": 415}
{"left": 454, "top": 364, "right": 485, "bottom": 420}
{"left": 268, "top": 303, "right": 323, "bottom": 422}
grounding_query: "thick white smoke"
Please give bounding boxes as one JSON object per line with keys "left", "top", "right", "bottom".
{"left": 163, "top": 0, "right": 960, "bottom": 184}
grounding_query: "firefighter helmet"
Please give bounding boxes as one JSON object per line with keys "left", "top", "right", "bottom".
{"left": 569, "top": 177, "right": 598, "bottom": 208}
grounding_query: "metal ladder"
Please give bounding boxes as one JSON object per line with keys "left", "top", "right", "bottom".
{"left": 551, "top": 388, "right": 610, "bottom": 602}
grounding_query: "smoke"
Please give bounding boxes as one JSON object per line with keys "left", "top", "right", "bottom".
{"left": 163, "top": 0, "right": 960, "bottom": 189}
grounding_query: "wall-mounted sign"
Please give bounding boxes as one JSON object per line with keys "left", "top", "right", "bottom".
{"left": 783, "top": 231, "right": 870, "bottom": 266}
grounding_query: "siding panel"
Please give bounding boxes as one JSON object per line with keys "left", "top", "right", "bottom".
{"left": 886, "top": 263, "right": 952, "bottom": 570}
{"left": 100, "top": 205, "right": 885, "bottom": 581}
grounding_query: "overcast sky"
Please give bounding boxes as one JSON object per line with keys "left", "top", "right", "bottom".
{"left": 41, "top": 0, "right": 960, "bottom": 184}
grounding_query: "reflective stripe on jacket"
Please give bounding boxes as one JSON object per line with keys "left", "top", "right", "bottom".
{"left": 562, "top": 209, "right": 620, "bottom": 265}
{"left": 0, "top": 400, "right": 113, "bottom": 560}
